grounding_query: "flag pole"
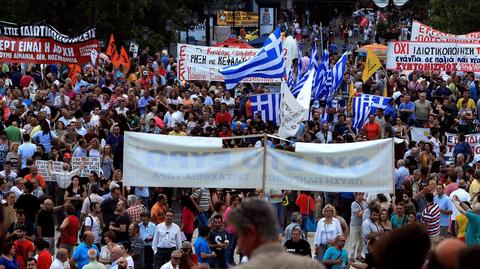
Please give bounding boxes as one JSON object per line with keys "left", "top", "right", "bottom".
{"left": 392, "top": 137, "right": 395, "bottom": 194}
{"left": 262, "top": 133, "right": 268, "bottom": 194}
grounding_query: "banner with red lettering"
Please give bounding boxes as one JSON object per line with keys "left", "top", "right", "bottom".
{"left": 0, "top": 21, "right": 98, "bottom": 64}
{"left": 445, "top": 132, "right": 480, "bottom": 163}
{"left": 177, "top": 44, "right": 282, "bottom": 83}
{"left": 411, "top": 20, "right": 480, "bottom": 43}
{"left": 386, "top": 41, "right": 480, "bottom": 72}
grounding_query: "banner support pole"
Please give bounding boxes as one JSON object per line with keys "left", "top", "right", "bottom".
{"left": 262, "top": 133, "right": 268, "bottom": 194}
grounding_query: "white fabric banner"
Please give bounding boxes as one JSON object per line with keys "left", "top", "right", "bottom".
{"left": 272, "top": 139, "right": 395, "bottom": 192}
{"left": 177, "top": 44, "right": 280, "bottom": 83}
{"left": 411, "top": 20, "right": 480, "bottom": 43}
{"left": 387, "top": 41, "right": 480, "bottom": 72}
{"left": 123, "top": 132, "right": 263, "bottom": 188}
{"left": 278, "top": 82, "right": 306, "bottom": 138}
{"left": 411, "top": 127, "right": 430, "bottom": 142}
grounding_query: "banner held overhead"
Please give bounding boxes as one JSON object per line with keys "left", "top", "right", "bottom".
{"left": 124, "top": 132, "right": 394, "bottom": 193}
{"left": 0, "top": 21, "right": 98, "bottom": 64}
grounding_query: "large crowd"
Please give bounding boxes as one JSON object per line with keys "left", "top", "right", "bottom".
{"left": 0, "top": 12, "right": 479, "bottom": 269}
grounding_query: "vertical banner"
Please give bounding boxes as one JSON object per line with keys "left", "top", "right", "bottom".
{"left": 259, "top": 7, "right": 274, "bottom": 36}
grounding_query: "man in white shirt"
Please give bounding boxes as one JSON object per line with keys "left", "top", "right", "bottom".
{"left": 50, "top": 248, "right": 69, "bottom": 269}
{"left": 221, "top": 91, "right": 235, "bottom": 115}
{"left": 80, "top": 184, "right": 105, "bottom": 220}
{"left": 152, "top": 209, "right": 182, "bottom": 268}
{"left": 84, "top": 201, "right": 102, "bottom": 248}
{"left": 110, "top": 245, "right": 134, "bottom": 269}
{"left": 10, "top": 178, "right": 25, "bottom": 199}
{"left": 0, "top": 161, "right": 17, "bottom": 185}
{"left": 361, "top": 207, "right": 382, "bottom": 257}
{"left": 160, "top": 250, "right": 182, "bottom": 269}
{"left": 163, "top": 104, "right": 184, "bottom": 128}
{"left": 449, "top": 180, "right": 471, "bottom": 237}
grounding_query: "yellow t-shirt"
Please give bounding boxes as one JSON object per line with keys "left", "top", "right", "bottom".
{"left": 456, "top": 98, "right": 476, "bottom": 111}
{"left": 168, "top": 131, "right": 186, "bottom": 136}
{"left": 456, "top": 213, "right": 468, "bottom": 239}
{"left": 469, "top": 180, "right": 480, "bottom": 197}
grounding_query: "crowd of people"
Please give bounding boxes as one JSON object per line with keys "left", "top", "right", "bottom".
{"left": 0, "top": 13, "right": 479, "bottom": 269}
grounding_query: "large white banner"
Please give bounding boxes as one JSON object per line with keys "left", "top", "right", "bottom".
{"left": 445, "top": 132, "right": 480, "bottom": 163}
{"left": 177, "top": 44, "right": 281, "bottom": 83}
{"left": 411, "top": 20, "right": 480, "bottom": 43}
{"left": 124, "top": 132, "right": 395, "bottom": 192}
{"left": 387, "top": 41, "right": 480, "bottom": 72}
{"left": 277, "top": 139, "right": 395, "bottom": 192}
{"left": 123, "top": 132, "right": 262, "bottom": 188}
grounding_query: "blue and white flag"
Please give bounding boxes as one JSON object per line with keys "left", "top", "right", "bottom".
{"left": 287, "top": 68, "right": 294, "bottom": 89}
{"left": 296, "top": 43, "right": 303, "bottom": 85}
{"left": 250, "top": 92, "right": 281, "bottom": 126}
{"left": 220, "top": 27, "right": 285, "bottom": 90}
{"left": 352, "top": 94, "right": 392, "bottom": 129}
{"left": 325, "top": 52, "right": 348, "bottom": 102}
{"left": 313, "top": 50, "right": 330, "bottom": 99}
{"left": 291, "top": 43, "right": 319, "bottom": 97}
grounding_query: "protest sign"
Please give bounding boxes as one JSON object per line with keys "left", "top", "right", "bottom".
{"left": 123, "top": 132, "right": 260, "bottom": 189}
{"left": 177, "top": 44, "right": 283, "bottom": 83}
{"left": 387, "top": 41, "right": 480, "bottom": 72}
{"left": 0, "top": 21, "right": 98, "bottom": 64}
{"left": 411, "top": 20, "right": 480, "bottom": 43}
{"left": 124, "top": 132, "right": 395, "bottom": 193}
{"left": 72, "top": 157, "right": 101, "bottom": 177}
{"left": 445, "top": 132, "right": 480, "bottom": 163}
{"left": 411, "top": 127, "right": 431, "bottom": 142}
{"left": 36, "top": 160, "right": 63, "bottom": 181}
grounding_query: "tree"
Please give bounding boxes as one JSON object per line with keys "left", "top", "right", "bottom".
{"left": 430, "top": 0, "right": 480, "bottom": 35}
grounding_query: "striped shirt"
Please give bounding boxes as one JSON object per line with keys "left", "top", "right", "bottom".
{"left": 421, "top": 203, "right": 441, "bottom": 236}
{"left": 192, "top": 188, "right": 210, "bottom": 212}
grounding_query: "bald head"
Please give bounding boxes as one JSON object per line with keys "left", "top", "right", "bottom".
{"left": 431, "top": 238, "right": 466, "bottom": 269}
{"left": 110, "top": 245, "right": 124, "bottom": 262}
{"left": 43, "top": 199, "right": 54, "bottom": 211}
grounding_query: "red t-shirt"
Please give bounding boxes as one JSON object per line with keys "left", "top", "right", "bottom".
{"left": 14, "top": 239, "right": 35, "bottom": 269}
{"left": 363, "top": 121, "right": 381, "bottom": 140}
{"left": 215, "top": 112, "right": 232, "bottom": 126}
{"left": 296, "top": 194, "right": 315, "bottom": 215}
{"left": 181, "top": 207, "right": 195, "bottom": 234}
{"left": 61, "top": 215, "right": 79, "bottom": 245}
{"left": 37, "top": 249, "right": 52, "bottom": 269}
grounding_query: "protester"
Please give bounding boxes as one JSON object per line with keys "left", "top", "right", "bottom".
{"left": 284, "top": 227, "right": 311, "bottom": 257}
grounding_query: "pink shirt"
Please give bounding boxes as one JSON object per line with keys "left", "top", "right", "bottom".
{"left": 223, "top": 206, "right": 236, "bottom": 234}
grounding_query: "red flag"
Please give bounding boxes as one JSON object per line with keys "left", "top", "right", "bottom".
{"left": 68, "top": 64, "right": 81, "bottom": 82}
{"left": 111, "top": 50, "right": 122, "bottom": 69}
{"left": 106, "top": 34, "right": 116, "bottom": 57}
{"left": 119, "top": 46, "right": 131, "bottom": 71}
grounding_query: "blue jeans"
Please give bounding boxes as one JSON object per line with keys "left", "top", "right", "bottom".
{"left": 226, "top": 233, "right": 237, "bottom": 265}
{"left": 197, "top": 211, "right": 209, "bottom": 228}
{"left": 272, "top": 202, "right": 284, "bottom": 233}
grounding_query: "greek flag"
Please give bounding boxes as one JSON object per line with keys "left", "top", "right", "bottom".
{"left": 296, "top": 43, "right": 303, "bottom": 85}
{"left": 287, "top": 68, "right": 294, "bottom": 88}
{"left": 352, "top": 94, "right": 392, "bottom": 129}
{"left": 291, "top": 43, "right": 319, "bottom": 97}
{"left": 325, "top": 52, "right": 348, "bottom": 102}
{"left": 313, "top": 50, "right": 330, "bottom": 99}
{"left": 220, "top": 27, "right": 285, "bottom": 90}
{"left": 250, "top": 93, "right": 281, "bottom": 126}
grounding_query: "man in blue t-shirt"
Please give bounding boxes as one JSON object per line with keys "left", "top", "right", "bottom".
{"left": 323, "top": 235, "right": 348, "bottom": 269}
{"left": 194, "top": 226, "right": 216, "bottom": 266}
{"left": 72, "top": 231, "right": 99, "bottom": 269}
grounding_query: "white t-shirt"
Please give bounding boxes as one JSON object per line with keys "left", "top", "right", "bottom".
{"left": 160, "top": 261, "right": 179, "bottom": 269}
{"left": 84, "top": 214, "right": 102, "bottom": 243}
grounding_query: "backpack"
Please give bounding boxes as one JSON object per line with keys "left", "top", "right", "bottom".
{"left": 79, "top": 215, "right": 94, "bottom": 242}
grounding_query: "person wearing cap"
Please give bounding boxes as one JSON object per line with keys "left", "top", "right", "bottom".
{"left": 139, "top": 71, "right": 152, "bottom": 90}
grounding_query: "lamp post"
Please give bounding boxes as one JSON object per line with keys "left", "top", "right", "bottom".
{"left": 182, "top": 10, "right": 199, "bottom": 44}
{"left": 203, "top": 1, "right": 223, "bottom": 46}
{"left": 165, "top": 19, "right": 174, "bottom": 54}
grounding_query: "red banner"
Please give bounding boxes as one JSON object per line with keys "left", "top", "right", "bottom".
{"left": 0, "top": 21, "right": 98, "bottom": 64}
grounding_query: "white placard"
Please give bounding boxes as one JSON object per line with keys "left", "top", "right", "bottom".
{"left": 411, "top": 20, "right": 480, "bottom": 43}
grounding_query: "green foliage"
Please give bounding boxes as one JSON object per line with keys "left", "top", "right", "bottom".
{"left": 1, "top": 0, "right": 209, "bottom": 51}
{"left": 430, "top": 0, "right": 480, "bottom": 34}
